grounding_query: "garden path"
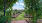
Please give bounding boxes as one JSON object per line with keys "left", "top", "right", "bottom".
{"left": 15, "top": 20, "right": 27, "bottom": 23}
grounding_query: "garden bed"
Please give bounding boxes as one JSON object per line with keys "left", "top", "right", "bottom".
{"left": 12, "top": 13, "right": 21, "bottom": 18}
{"left": 25, "top": 19, "right": 32, "bottom": 23}
{"left": 37, "top": 19, "right": 42, "bottom": 23}
{"left": 25, "top": 19, "right": 42, "bottom": 23}
{"left": 24, "top": 14, "right": 33, "bottom": 18}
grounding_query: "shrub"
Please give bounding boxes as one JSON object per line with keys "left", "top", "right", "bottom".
{"left": 16, "top": 12, "right": 17, "bottom": 14}
{"left": 18, "top": 11, "right": 20, "bottom": 13}
{"left": 13, "top": 12, "right": 15, "bottom": 15}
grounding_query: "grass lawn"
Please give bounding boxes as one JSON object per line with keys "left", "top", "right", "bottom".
{"left": 11, "top": 12, "right": 29, "bottom": 21}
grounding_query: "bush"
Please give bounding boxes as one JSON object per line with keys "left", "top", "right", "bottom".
{"left": 13, "top": 12, "right": 15, "bottom": 15}
{"left": 16, "top": 12, "right": 17, "bottom": 14}
{"left": 18, "top": 11, "right": 20, "bottom": 13}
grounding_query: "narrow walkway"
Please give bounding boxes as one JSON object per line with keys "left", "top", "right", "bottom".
{"left": 15, "top": 20, "right": 27, "bottom": 23}
{"left": 11, "top": 12, "right": 29, "bottom": 23}
{"left": 14, "top": 12, "right": 28, "bottom": 21}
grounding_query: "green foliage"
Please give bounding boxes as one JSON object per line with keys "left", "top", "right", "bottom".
{"left": 0, "top": 0, "right": 19, "bottom": 23}
{"left": 0, "top": 15, "right": 8, "bottom": 23}
{"left": 0, "top": 0, "right": 18, "bottom": 11}
{"left": 13, "top": 12, "right": 15, "bottom": 15}
{"left": 5, "top": 9, "right": 11, "bottom": 14}
{"left": 24, "top": 7, "right": 28, "bottom": 14}
{"left": 15, "top": 9, "right": 17, "bottom": 11}
{"left": 24, "top": 0, "right": 42, "bottom": 23}
{"left": 16, "top": 12, "right": 18, "bottom": 14}
{"left": 18, "top": 11, "right": 20, "bottom": 13}
{"left": 13, "top": 11, "right": 18, "bottom": 15}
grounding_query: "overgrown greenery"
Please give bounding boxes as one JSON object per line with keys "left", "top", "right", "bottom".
{"left": 0, "top": 0, "right": 19, "bottom": 10}
{"left": 0, "top": 15, "right": 8, "bottom": 23}
{"left": 0, "top": 0, "right": 19, "bottom": 23}
{"left": 0, "top": 0, "right": 42, "bottom": 23}
{"left": 24, "top": 0, "right": 42, "bottom": 23}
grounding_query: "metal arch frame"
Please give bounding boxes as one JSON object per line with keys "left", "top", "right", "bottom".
{"left": 4, "top": 0, "right": 7, "bottom": 23}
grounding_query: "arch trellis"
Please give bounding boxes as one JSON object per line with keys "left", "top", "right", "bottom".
{"left": 0, "top": 0, "right": 42, "bottom": 23}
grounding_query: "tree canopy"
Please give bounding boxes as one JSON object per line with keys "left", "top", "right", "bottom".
{"left": 0, "top": 0, "right": 19, "bottom": 11}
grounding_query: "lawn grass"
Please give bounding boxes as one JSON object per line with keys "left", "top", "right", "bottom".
{"left": 11, "top": 12, "right": 29, "bottom": 21}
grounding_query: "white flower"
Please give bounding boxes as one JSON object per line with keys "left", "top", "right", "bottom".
{"left": 7, "top": 9, "right": 9, "bottom": 10}
{"left": 6, "top": 10, "right": 7, "bottom": 11}
{"left": 10, "top": 9, "right": 11, "bottom": 10}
